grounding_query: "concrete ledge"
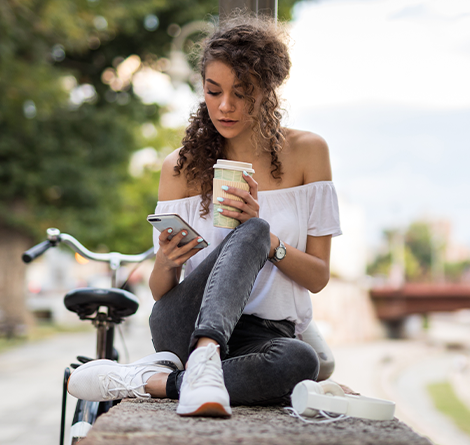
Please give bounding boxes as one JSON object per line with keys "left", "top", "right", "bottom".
{"left": 80, "top": 399, "right": 433, "bottom": 445}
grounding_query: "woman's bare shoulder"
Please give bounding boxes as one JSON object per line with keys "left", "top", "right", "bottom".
{"left": 285, "top": 129, "right": 332, "bottom": 183}
{"left": 158, "top": 148, "right": 191, "bottom": 201}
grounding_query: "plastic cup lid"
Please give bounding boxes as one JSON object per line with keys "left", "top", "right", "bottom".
{"left": 213, "top": 159, "right": 255, "bottom": 173}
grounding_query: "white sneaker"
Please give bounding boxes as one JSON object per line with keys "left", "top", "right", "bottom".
{"left": 130, "top": 351, "right": 184, "bottom": 370}
{"left": 176, "top": 343, "right": 232, "bottom": 417}
{"left": 68, "top": 351, "right": 183, "bottom": 402}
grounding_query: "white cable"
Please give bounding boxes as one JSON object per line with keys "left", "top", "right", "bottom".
{"left": 284, "top": 407, "right": 349, "bottom": 424}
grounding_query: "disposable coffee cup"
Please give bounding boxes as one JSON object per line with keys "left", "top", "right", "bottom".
{"left": 213, "top": 160, "right": 255, "bottom": 229}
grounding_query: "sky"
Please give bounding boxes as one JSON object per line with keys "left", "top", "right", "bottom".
{"left": 283, "top": 0, "right": 470, "bottom": 249}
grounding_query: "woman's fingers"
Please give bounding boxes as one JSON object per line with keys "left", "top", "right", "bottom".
{"left": 217, "top": 174, "right": 260, "bottom": 223}
{"left": 219, "top": 188, "right": 258, "bottom": 208}
{"left": 173, "top": 246, "right": 201, "bottom": 266}
{"left": 217, "top": 198, "right": 257, "bottom": 217}
{"left": 159, "top": 228, "right": 207, "bottom": 263}
{"left": 217, "top": 207, "right": 244, "bottom": 221}
{"left": 159, "top": 228, "right": 191, "bottom": 248}
{"left": 168, "top": 229, "right": 190, "bottom": 249}
{"left": 158, "top": 228, "right": 174, "bottom": 244}
{"left": 220, "top": 184, "right": 256, "bottom": 204}
{"left": 216, "top": 200, "right": 258, "bottom": 223}
{"left": 243, "top": 171, "right": 258, "bottom": 201}
{"left": 217, "top": 180, "right": 260, "bottom": 221}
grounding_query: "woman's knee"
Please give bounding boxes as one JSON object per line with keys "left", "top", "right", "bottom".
{"left": 317, "top": 356, "right": 335, "bottom": 381}
{"left": 243, "top": 217, "right": 270, "bottom": 235}
{"left": 297, "top": 320, "right": 335, "bottom": 381}
{"left": 271, "top": 338, "right": 319, "bottom": 382}
{"left": 237, "top": 218, "right": 271, "bottom": 253}
{"left": 289, "top": 339, "right": 319, "bottom": 381}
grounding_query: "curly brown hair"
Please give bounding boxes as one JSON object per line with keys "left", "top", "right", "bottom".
{"left": 175, "top": 15, "right": 291, "bottom": 216}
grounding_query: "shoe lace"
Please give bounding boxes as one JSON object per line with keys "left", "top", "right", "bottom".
{"left": 187, "top": 344, "right": 224, "bottom": 389}
{"left": 99, "top": 370, "right": 151, "bottom": 400}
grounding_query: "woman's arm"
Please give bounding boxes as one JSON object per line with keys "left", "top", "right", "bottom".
{"left": 149, "top": 150, "right": 205, "bottom": 301}
{"left": 218, "top": 131, "right": 335, "bottom": 294}
{"left": 269, "top": 233, "right": 331, "bottom": 294}
{"left": 269, "top": 132, "right": 334, "bottom": 293}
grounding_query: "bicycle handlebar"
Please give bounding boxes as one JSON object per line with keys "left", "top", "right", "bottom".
{"left": 22, "top": 228, "right": 155, "bottom": 269}
{"left": 22, "top": 240, "right": 54, "bottom": 263}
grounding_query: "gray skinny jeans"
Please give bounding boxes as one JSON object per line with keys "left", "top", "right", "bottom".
{"left": 149, "top": 217, "right": 319, "bottom": 406}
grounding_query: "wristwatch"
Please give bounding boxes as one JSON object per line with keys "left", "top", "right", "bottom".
{"left": 269, "top": 237, "right": 287, "bottom": 263}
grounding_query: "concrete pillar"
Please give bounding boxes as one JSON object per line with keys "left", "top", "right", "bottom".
{"left": 219, "top": 0, "right": 277, "bottom": 21}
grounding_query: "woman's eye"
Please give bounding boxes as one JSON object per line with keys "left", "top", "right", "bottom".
{"left": 207, "top": 90, "right": 220, "bottom": 96}
{"left": 234, "top": 92, "right": 244, "bottom": 99}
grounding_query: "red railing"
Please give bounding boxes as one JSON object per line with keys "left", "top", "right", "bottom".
{"left": 370, "top": 283, "right": 470, "bottom": 320}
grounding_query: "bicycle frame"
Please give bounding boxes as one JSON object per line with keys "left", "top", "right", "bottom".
{"left": 23, "top": 228, "right": 154, "bottom": 445}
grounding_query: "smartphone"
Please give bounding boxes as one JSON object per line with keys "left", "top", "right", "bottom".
{"left": 147, "top": 213, "right": 208, "bottom": 248}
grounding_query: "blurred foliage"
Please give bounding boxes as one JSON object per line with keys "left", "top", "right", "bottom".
{"left": 404, "top": 244, "right": 421, "bottom": 280}
{"left": 368, "top": 220, "right": 470, "bottom": 283}
{"left": 0, "top": 0, "right": 301, "bottom": 253}
{"left": 366, "top": 251, "right": 391, "bottom": 277}
{"left": 405, "top": 222, "right": 434, "bottom": 273}
{"left": 445, "top": 259, "right": 470, "bottom": 283}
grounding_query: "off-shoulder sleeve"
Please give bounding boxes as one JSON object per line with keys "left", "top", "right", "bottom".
{"left": 152, "top": 197, "right": 198, "bottom": 252}
{"left": 307, "top": 181, "right": 342, "bottom": 237}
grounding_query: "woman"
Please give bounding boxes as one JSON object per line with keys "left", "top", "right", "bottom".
{"left": 68, "top": 15, "right": 341, "bottom": 418}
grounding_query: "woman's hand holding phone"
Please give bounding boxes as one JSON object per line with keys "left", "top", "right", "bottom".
{"left": 148, "top": 213, "right": 208, "bottom": 270}
{"left": 157, "top": 228, "right": 206, "bottom": 270}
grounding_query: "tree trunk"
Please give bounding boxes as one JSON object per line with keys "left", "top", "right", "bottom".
{"left": 0, "top": 224, "right": 33, "bottom": 337}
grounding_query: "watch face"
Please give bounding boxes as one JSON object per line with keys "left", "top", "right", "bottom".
{"left": 276, "top": 247, "right": 286, "bottom": 260}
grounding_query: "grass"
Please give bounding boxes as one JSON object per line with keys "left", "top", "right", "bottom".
{"left": 427, "top": 381, "right": 470, "bottom": 435}
{"left": 0, "top": 321, "right": 93, "bottom": 354}
{"left": 0, "top": 336, "right": 26, "bottom": 354}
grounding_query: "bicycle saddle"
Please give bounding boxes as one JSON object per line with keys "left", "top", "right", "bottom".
{"left": 64, "top": 288, "right": 139, "bottom": 320}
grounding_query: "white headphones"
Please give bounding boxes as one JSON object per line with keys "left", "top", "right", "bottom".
{"left": 291, "top": 380, "right": 395, "bottom": 421}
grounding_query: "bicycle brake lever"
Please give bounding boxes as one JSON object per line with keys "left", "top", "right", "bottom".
{"left": 76, "top": 355, "right": 93, "bottom": 364}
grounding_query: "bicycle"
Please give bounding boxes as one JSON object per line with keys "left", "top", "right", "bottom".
{"left": 22, "top": 227, "right": 154, "bottom": 445}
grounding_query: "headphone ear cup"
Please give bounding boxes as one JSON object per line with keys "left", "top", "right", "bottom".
{"left": 291, "top": 380, "right": 324, "bottom": 416}
{"left": 291, "top": 380, "right": 346, "bottom": 417}
{"left": 318, "top": 381, "right": 345, "bottom": 398}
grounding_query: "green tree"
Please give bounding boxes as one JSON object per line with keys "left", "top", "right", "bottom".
{"left": 404, "top": 222, "right": 433, "bottom": 278}
{"left": 0, "top": 0, "right": 300, "bottom": 335}
{"left": 444, "top": 260, "right": 470, "bottom": 283}
{"left": 367, "top": 220, "right": 465, "bottom": 283}
{"left": 366, "top": 251, "right": 391, "bottom": 277}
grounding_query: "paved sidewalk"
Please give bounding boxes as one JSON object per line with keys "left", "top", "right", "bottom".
{"left": 0, "top": 322, "right": 156, "bottom": 445}
{"left": 80, "top": 399, "right": 431, "bottom": 445}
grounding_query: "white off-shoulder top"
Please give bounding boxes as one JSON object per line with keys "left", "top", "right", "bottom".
{"left": 153, "top": 181, "right": 341, "bottom": 334}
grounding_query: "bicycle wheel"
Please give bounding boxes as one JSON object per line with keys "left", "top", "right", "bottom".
{"left": 69, "top": 399, "right": 113, "bottom": 444}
